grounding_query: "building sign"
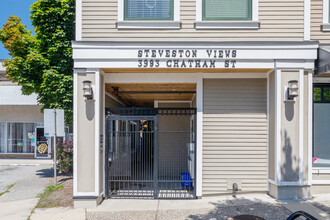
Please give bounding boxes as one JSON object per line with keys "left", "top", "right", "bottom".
{"left": 137, "top": 49, "right": 238, "bottom": 68}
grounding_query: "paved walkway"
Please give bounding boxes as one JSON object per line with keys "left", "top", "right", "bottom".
{"left": 29, "top": 193, "right": 330, "bottom": 220}
{"left": 87, "top": 194, "right": 293, "bottom": 220}
{"left": 0, "top": 159, "right": 53, "bottom": 220}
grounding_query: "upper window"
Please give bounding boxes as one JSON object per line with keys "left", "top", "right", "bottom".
{"left": 125, "top": 0, "right": 174, "bottom": 20}
{"left": 322, "top": 0, "right": 330, "bottom": 31}
{"left": 203, "top": 0, "right": 252, "bottom": 21}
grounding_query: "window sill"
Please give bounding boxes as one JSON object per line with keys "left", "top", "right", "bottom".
{"left": 117, "top": 21, "right": 181, "bottom": 29}
{"left": 322, "top": 23, "right": 330, "bottom": 31}
{"left": 195, "top": 21, "right": 260, "bottom": 30}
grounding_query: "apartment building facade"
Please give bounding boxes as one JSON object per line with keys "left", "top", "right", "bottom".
{"left": 72, "top": 0, "right": 329, "bottom": 208}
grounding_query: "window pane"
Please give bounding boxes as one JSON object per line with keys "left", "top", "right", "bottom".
{"left": 313, "top": 103, "right": 330, "bottom": 167}
{"left": 203, "top": 0, "right": 252, "bottom": 20}
{"left": 324, "top": 87, "right": 330, "bottom": 102}
{"left": 125, "top": 0, "right": 173, "bottom": 20}
{"left": 314, "top": 87, "right": 321, "bottom": 102}
{"left": 0, "top": 123, "right": 6, "bottom": 153}
{"left": 7, "top": 123, "right": 36, "bottom": 153}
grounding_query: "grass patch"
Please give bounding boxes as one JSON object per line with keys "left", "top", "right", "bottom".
{"left": 36, "top": 184, "right": 63, "bottom": 208}
{"left": 0, "top": 183, "right": 16, "bottom": 197}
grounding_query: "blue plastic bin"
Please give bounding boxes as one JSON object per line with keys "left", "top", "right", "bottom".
{"left": 181, "top": 172, "right": 193, "bottom": 187}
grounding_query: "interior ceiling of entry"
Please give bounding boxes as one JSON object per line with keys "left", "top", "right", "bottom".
{"left": 105, "top": 83, "right": 196, "bottom": 107}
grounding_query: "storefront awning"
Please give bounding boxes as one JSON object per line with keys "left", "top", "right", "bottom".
{"left": 316, "top": 47, "right": 330, "bottom": 75}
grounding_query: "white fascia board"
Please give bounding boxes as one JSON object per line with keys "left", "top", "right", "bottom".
{"left": 74, "top": 60, "right": 314, "bottom": 70}
{"left": 72, "top": 48, "right": 317, "bottom": 60}
{"left": 74, "top": 60, "right": 275, "bottom": 69}
{"left": 0, "top": 86, "right": 39, "bottom": 105}
{"left": 72, "top": 41, "right": 319, "bottom": 49}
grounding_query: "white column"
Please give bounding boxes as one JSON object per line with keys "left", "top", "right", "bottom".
{"left": 275, "top": 69, "right": 282, "bottom": 183}
{"left": 196, "top": 75, "right": 203, "bottom": 197}
{"left": 94, "top": 69, "right": 101, "bottom": 195}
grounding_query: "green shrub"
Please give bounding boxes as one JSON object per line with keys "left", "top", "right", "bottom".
{"left": 56, "top": 138, "right": 73, "bottom": 174}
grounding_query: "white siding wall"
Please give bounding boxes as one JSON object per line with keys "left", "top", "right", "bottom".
{"left": 203, "top": 78, "right": 267, "bottom": 195}
{"left": 81, "top": 0, "right": 304, "bottom": 41}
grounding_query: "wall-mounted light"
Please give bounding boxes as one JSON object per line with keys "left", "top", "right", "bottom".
{"left": 83, "top": 80, "right": 93, "bottom": 100}
{"left": 288, "top": 80, "right": 299, "bottom": 99}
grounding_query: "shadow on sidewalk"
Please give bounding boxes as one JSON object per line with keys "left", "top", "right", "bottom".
{"left": 187, "top": 197, "right": 292, "bottom": 220}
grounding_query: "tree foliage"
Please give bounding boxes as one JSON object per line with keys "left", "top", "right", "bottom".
{"left": 0, "top": 0, "right": 75, "bottom": 124}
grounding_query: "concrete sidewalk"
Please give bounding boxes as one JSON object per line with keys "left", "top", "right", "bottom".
{"left": 29, "top": 193, "right": 330, "bottom": 220}
{"left": 0, "top": 158, "right": 53, "bottom": 166}
{"left": 87, "top": 194, "right": 292, "bottom": 220}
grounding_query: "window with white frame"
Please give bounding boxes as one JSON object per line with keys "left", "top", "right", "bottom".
{"left": 322, "top": 0, "right": 330, "bottom": 31}
{"left": 125, "top": 0, "right": 173, "bottom": 20}
{"left": 196, "top": 0, "right": 259, "bottom": 29}
{"left": 203, "top": 0, "right": 252, "bottom": 21}
{"left": 117, "top": 0, "right": 180, "bottom": 29}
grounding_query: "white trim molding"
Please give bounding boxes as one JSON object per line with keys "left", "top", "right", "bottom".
{"left": 304, "top": 0, "right": 311, "bottom": 40}
{"left": 275, "top": 68, "right": 282, "bottom": 183}
{"left": 195, "top": 0, "right": 259, "bottom": 29}
{"left": 117, "top": 21, "right": 181, "bottom": 29}
{"left": 299, "top": 69, "right": 304, "bottom": 185}
{"left": 75, "top": 0, "right": 82, "bottom": 41}
{"left": 117, "top": 0, "right": 181, "bottom": 29}
{"left": 322, "top": 0, "right": 330, "bottom": 31}
{"left": 73, "top": 70, "right": 79, "bottom": 197}
{"left": 195, "top": 21, "right": 260, "bottom": 30}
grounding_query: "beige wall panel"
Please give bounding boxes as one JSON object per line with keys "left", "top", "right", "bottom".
{"left": 280, "top": 70, "right": 300, "bottom": 182}
{"left": 269, "top": 71, "right": 275, "bottom": 181}
{"left": 311, "top": 0, "right": 330, "bottom": 44}
{"left": 203, "top": 78, "right": 267, "bottom": 195}
{"left": 303, "top": 72, "right": 309, "bottom": 181}
{"left": 99, "top": 74, "right": 104, "bottom": 193}
{"left": 0, "top": 105, "right": 43, "bottom": 122}
{"left": 77, "top": 72, "right": 95, "bottom": 192}
{"left": 81, "top": 0, "right": 304, "bottom": 41}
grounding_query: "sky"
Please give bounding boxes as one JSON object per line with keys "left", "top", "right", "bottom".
{"left": 0, "top": 0, "right": 36, "bottom": 59}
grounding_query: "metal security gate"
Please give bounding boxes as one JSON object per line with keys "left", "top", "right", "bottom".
{"left": 105, "top": 108, "right": 196, "bottom": 199}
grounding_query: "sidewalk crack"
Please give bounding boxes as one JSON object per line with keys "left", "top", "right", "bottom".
{"left": 155, "top": 200, "right": 160, "bottom": 220}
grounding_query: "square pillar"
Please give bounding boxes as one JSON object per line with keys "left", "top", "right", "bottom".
{"left": 73, "top": 69, "right": 104, "bottom": 208}
{"left": 268, "top": 69, "right": 312, "bottom": 200}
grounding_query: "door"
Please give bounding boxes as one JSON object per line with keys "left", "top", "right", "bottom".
{"left": 105, "top": 115, "right": 157, "bottom": 198}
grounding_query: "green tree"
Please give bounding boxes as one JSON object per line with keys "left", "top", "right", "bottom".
{"left": 0, "top": 0, "right": 75, "bottom": 124}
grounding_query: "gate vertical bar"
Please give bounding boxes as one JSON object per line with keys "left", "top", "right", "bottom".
{"left": 154, "top": 116, "right": 158, "bottom": 199}
{"left": 105, "top": 115, "right": 110, "bottom": 198}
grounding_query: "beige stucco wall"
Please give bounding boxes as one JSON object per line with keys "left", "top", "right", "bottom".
{"left": 303, "top": 72, "right": 309, "bottom": 182}
{"left": 81, "top": 0, "right": 304, "bottom": 41}
{"left": 268, "top": 70, "right": 275, "bottom": 181}
{"left": 77, "top": 72, "right": 96, "bottom": 193}
{"left": 0, "top": 105, "right": 43, "bottom": 122}
{"left": 280, "top": 70, "right": 300, "bottom": 182}
{"left": 99, "top": 74, "right": 104, "bottom": 194}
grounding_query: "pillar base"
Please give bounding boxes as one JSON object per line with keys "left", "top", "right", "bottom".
{"left": 73, "top": 195, "right": 103, "bottom": 208}
{"left": 268, "top": 183, "right": 311, "bottom": 200}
